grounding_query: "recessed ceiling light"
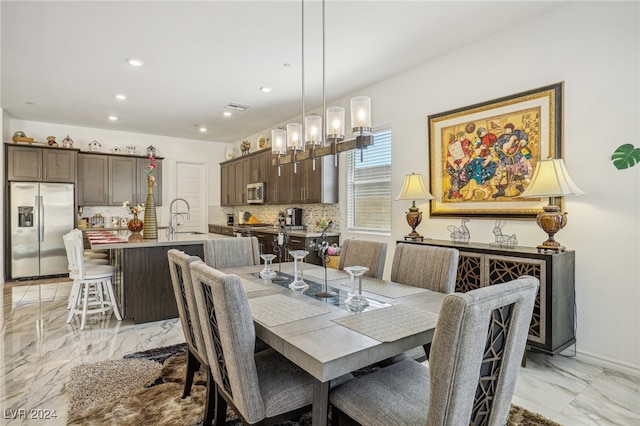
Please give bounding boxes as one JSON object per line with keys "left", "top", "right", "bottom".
{"left": 283, "top": 63, "right": 291, "bottom": 68}
{"left": 199, "top": 127, "right": 207, "bottom": 132}
{"left": 114, "top": 94, "right": 127, "bottom": 100}
{"left": 126, "top": 58, "right": 144, "bottom": 67}
{"left": 259, "top": 86, "right": 272, "bottom": 93}
{"left": 108, "top": 116, "right": 118, "bottom": 121}
{"left": 223, "top": 111, "right": 232, "bottom": 117}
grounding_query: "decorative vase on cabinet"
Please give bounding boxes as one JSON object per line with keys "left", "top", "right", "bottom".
{"left": 143, "top": 180, "right": 158, "bottom": 239}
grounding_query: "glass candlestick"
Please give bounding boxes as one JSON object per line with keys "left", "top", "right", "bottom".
{"left": 288, "top": 250, "right": 309, "bottom": 291}
{"left": 344, "top": 266, "right": 369, "bottom": 312}
{"left": 259, "top": 254, "right": 277, "bottom": 280}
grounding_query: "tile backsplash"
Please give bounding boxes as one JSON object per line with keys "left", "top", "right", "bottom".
{"left": 209, "top": 204, "right": 340, "bottom": 232}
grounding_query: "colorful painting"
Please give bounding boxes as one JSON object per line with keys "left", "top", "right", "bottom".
{"left": 428, "top": 83, "right": 563, "bottom": 218}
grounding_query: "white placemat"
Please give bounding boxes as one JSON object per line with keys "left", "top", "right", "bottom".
{"left": 332, "top": 305, "right": 438, "bottom": 342}
{"left": 248, "top": 294, "right": 332, "bottom": 327}
{"left": 219, "top": 265, "right": 265, "bottom": 275}
{"left": 340, "top": 279, "right": 428, "bottom": 299}
{"left": 303, "top": 267, "right": 350, "bottom": 282}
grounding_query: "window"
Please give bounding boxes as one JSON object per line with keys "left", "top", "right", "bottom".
{"left": 346, "top": 128, "right": 392, "bottom": 234}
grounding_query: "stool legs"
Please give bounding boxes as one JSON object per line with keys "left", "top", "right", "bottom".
{"left": 66, "top": 277, "right": 121, "bottom": 330}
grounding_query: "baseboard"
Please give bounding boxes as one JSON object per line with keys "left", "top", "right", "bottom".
{"left": 568, "top": 348, "right": 640, "bottom": 378}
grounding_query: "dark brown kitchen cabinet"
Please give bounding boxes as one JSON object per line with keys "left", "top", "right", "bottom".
{"left": 267, "top": 155, "right": 292, "bottom": 205}
{"left": 78, "top": 152, "right": 163, "bottom": 206}
{"left": 290, "top": 156, "right": 337, "bottom": 204}
{"left": 109, "top": 156, "right": 137, "bottom": 206}
{"left": 78, "top": 154, "right": 109, "bottom": 205}
{"left": 6, "top": 144, "right": 77, "bottom": 183}
{"left": 249, "top": 151, "right": 267, "bottom": 183}
{"left": 220, "top": 163, "right": 230, "bottom": 206}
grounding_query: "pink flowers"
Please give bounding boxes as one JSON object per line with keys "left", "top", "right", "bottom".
{"left": 327, "top": 245, "right": 340, "bottom": 256}
{"left": 145, "top": 155, "right": 156, "bottom": 183}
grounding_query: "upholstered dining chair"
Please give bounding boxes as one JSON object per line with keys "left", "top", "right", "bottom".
{"left": 330, "top": 276, "right": 540, "bottom": 426}
{"left": 391, "top": 242, "right": 459, "bottom": 293}
{"left": 338, "top": 239, "right": 388, "bottom": 279}
{"left": 189, "top": 262, "right": 317, "bottom": 425}
{"left": 391, "top": 242, "right": 459, "bottom": 359}
{"left": 203, "top": 236, "right": 260, "bottom": 269}
{"left": 167, "top": 249, "right": 215, "bottom": 426}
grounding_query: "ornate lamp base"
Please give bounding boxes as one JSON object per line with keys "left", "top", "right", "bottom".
{"left": 404, "top": 205, "right": 424, "bottom": 241}
{"left": 536, "top": 204, "right": 568, "bottom": 253}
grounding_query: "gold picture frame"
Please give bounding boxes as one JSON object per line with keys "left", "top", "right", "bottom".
{"left": 428, "top": 82, "right": 563, "bottom": 218}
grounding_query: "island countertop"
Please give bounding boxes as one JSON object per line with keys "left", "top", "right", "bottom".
{"left": 209, "top": 224, "right": 340, "bottom": 238}
{"left": 85, "top": 230, "right": 227, "bottom": 250}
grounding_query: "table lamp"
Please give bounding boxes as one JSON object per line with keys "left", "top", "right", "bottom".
{"left": 519, "top": 158, "right": 584, "bottom": 252}
{"left": 396, "top": 173, "right": 434, "bottom": 241}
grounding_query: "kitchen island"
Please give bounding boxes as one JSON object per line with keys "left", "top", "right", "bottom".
{"left": 86, "top": 230, "right": 226, "bottom": 323}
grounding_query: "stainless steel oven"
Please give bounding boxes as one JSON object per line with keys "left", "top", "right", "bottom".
{"left": 247, "top": 182, "right": 265, "bottom": 204}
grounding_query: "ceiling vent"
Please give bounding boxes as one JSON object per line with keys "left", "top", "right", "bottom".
{"left": 226, "top": 102, "right": 251, "bottom": 111}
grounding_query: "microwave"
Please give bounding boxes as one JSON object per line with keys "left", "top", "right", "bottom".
{"left": 247, "top": 182, "right": 265, "bottom": 204}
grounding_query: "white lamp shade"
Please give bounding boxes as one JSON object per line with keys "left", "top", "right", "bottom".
{"left": 271, "top": 128, "right": 287, "bottom": 155}
{"left": 304, "top": 115, "right": 323, "bottom": 146}
{"left": 350, "top": 96, "right": 371, "bottom": 133}
{"left": 326, "top": 106, "right": 345, "bottom": 140}
{"left": 519, "top": 158, "right": 585, "bottom": 197}
{"left": 286, "top": 122, "right": 304, "bottom": 151}
{"left": 396, "top": 173, "right": 434, "bottom": 201}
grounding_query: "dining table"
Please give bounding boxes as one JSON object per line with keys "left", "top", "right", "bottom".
{"left": 219, "top": 261, "right": 447, "bottom": 426}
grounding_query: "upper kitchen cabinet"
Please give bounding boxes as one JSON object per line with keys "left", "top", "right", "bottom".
{"left": 109, "top": 156, "right": 137, "bottom": 206}
{"left": 6, "top": 144, "right": 77, "bottom": 183}
{"left": 248, "top": 150, "right": 267, "bottom": 183}
{"left": 290, "top": 156, "right": 337, "bottom": 204}
{"left": 78, "top": 153, "right": 109, "bottom": 205}
{"left": 78, "top": 152, "right": 163, "bottom": 206}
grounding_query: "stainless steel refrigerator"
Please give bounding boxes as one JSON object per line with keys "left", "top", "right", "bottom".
{"left": 10, "top": 182, "right": 75, "bottom": 279}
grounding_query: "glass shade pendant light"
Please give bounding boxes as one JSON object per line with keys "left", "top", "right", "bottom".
{"left": 327, "top": 106, "right": 345, "bottom": 166}
{"left": 287, "top": 122, "right": 304, "bottom": 173}
{"left": 305, "top": 114, "right": 323, "bottom": 170}
{"left": 351, "top": 96, "right": 372, "bottom": 134}
{"left": 271, "top": 128, "right": 287, "bottom": 176}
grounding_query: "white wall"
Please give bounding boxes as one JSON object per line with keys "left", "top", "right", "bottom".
{"left": 5, "top": 120, "right": 228, "bottom": 230}
{"left": 334, "top": 2, "right": 639, "bottom": 373}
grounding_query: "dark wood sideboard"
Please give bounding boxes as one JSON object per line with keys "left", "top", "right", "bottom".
{"left": 399, "top": 239, "right": 575, "bottom": 356}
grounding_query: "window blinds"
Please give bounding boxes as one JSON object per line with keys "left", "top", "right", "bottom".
{"left": 346, "top": 129, "right": 392, "bottom": 233}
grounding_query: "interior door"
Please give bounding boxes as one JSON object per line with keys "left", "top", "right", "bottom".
{"left": 175, "top": 161, "right": 207, "bottom": 233}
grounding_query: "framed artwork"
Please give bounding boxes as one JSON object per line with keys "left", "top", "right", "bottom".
{"left": 428, "top": 82, "right": 563, "bottom": 218}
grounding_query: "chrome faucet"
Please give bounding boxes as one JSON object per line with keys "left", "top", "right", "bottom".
{"left": 167, "top": 198, "right": 191, "bottom": 238}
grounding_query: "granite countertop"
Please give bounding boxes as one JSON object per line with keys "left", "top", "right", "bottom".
{"left": 85, "top": 229, "right": 227, "bottom": 249}
{"left": 210, "top": 224, "right": 339, "bottom": 238}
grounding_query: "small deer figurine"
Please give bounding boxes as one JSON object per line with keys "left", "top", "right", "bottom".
{"left": 492, "top": 219, "right": 518, "bottom": 248}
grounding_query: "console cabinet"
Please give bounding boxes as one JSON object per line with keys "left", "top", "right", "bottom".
{"left": 400, "top": 239, "right": 575, "bottom": 355}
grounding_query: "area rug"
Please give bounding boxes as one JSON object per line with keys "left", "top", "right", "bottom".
{"left": 67, "top": 344, "right": 561, "bottom": 426}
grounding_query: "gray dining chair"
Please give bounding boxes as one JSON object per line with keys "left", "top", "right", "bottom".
{"left": 391, "top": 242, "right": 459, "bottom": 359}
{"left": 189, "top": 261, "right": 317, "bottom": 425}
{"left": 338, "top": 239, "right": 388, "bottom": 279}
{"left": 330, "top": 276, "right": 539, "bottom": 426}
{"left": 391, "top": 242, "right": 459, "bottom": 293}
{"left": 167, "top": 249, "right": 215, "bottom": 426}
{"left": 203, "top": 236, "right": 260, "bottom": 269}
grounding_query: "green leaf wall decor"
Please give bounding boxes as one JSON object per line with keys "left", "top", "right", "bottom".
{"left": 611, "top": 144, "right": 640, "bottom": 170}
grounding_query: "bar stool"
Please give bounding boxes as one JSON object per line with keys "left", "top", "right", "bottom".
{"left": 63, "top": 232, "right": 122, "bottom": 330}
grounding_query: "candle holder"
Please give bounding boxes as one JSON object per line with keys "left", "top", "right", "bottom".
{"left": 259, "top": 254, "right": 277, "bottom": 280}
{"left": 344, "top": 266, "right": 369, "bottom": 312}
{"left": 288, "top": 250, "right": 309, "bottom": 292}
{"left": 272, "top": 227, "right": 289, "bottom": 282}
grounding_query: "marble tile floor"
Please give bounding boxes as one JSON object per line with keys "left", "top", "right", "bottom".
{"left": 1, "top": 279, "right": 638, "bottom": 425}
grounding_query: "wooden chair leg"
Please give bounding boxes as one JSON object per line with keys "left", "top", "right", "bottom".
{"left": 183, "top": 349, "right": 201, "bottom": 398}
{"left": 203, "top": 369, "right": 215, "bottom": 426}
{"left": 214, "top": 387, "right": 228, "bottom": 426}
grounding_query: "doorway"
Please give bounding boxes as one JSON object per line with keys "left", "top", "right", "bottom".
{"left": 174, "top": 161, "right": 207, "bottom": 233}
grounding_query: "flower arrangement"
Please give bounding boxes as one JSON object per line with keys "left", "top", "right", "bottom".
{"left": 123, "top": 201, "right": 145, "bottom": 215}
{"left": 316, "top": 217, "right": 333, "bottom": 230}
{"left": 145, "top": 155, "right": 157, "bottom": 184}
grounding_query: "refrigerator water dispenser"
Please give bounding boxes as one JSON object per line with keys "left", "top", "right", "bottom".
{"left": 18, "top": 206, "right": 34, "bottom": 227}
